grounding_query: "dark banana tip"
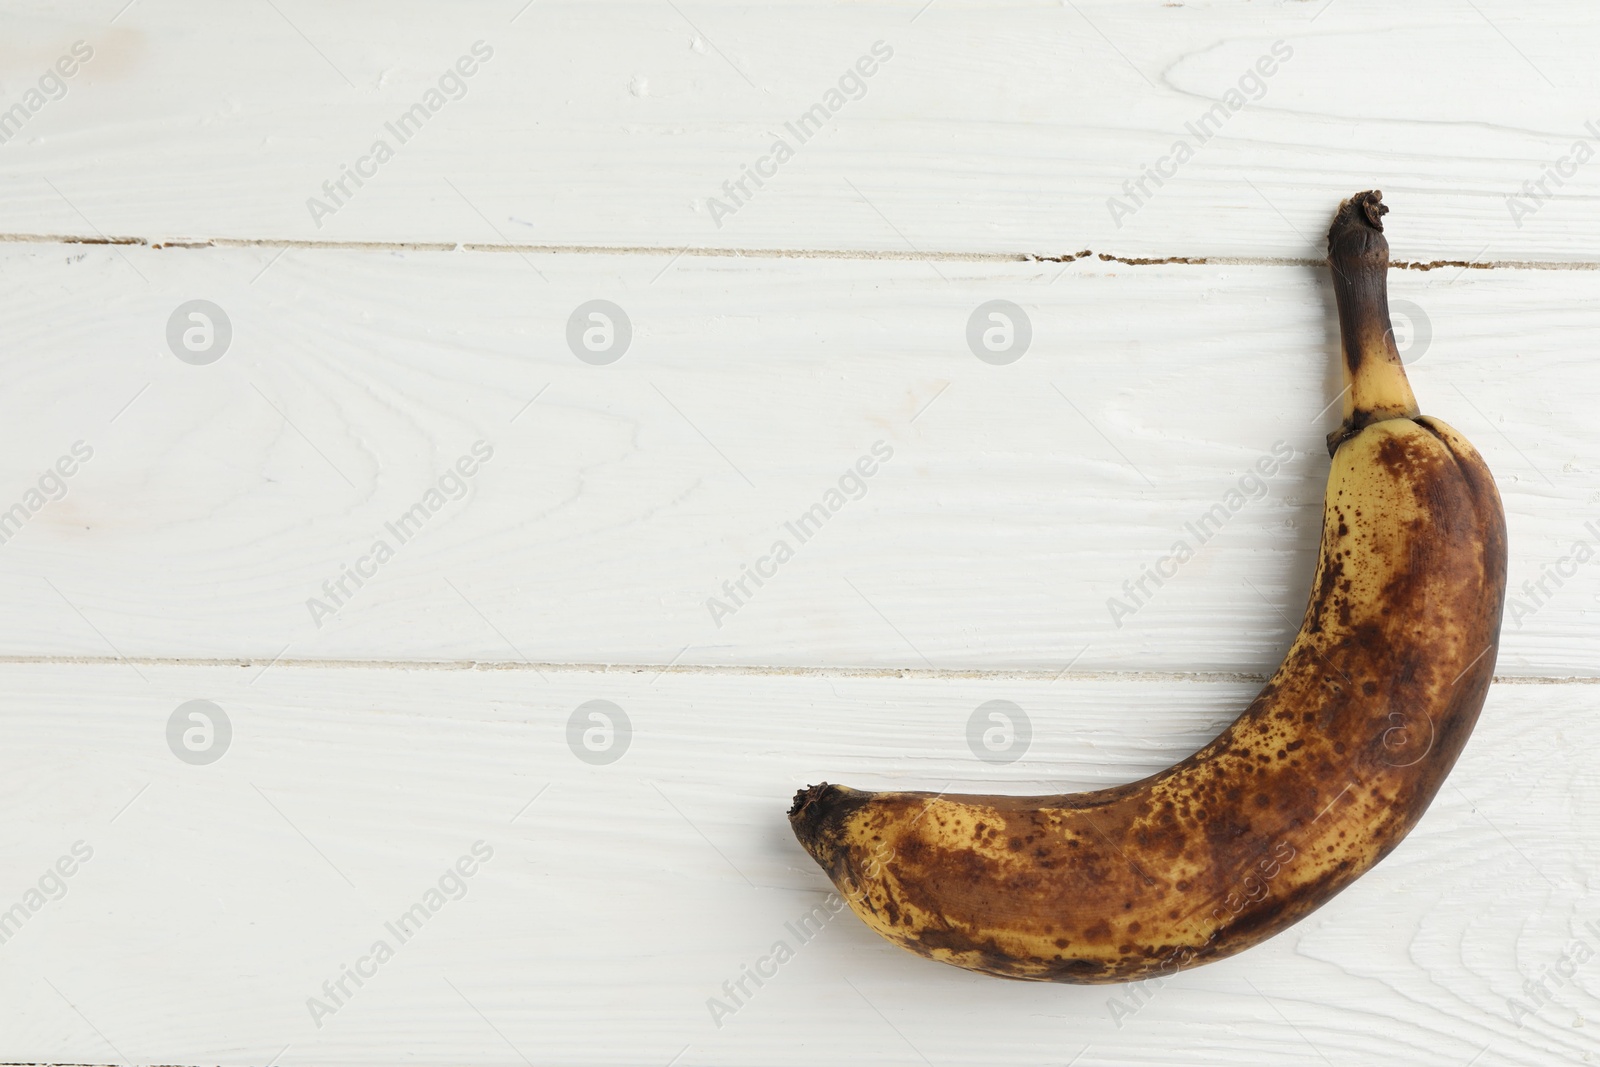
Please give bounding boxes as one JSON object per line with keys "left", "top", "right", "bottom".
{"left": 787, "top": 782, "right": 829, "bottom": 819}
{"left": 788, "top": 783, "right": 870, "bottom": 870}
{"left": 1328, "top": 190, "right": 1390, "bottom": 264}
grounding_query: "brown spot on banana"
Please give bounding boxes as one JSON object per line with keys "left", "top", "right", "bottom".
{"left": 787, "top": 192, "right": 1508, "bottom": 984}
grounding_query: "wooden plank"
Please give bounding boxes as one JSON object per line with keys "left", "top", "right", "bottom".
{"left": 0, "top": 242, "right": 1589, "bottom": 674}
{"left": 0, "top": 664, "right": 1587, "bottom": 1066}
{"left": 1, "top": 2, "right": 1598, "bottom": 260}
{"left": 2, "top": 5, "right": 1593, "bottom": 1065}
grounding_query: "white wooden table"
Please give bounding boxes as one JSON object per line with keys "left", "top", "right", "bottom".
{"left": 1, "top": 2, "right": 1596, "bottom": 1064}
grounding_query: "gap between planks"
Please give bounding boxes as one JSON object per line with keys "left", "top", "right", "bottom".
{"left": 0, "top": 655, "right": 1591, "bottom": 685}
{"left": 4, "top": 231, "right": 1599, "bottom": 272}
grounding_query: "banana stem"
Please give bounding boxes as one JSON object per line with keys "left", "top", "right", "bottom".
{"left": 1327, "top": 190, "right": 1419, "bottom": 454}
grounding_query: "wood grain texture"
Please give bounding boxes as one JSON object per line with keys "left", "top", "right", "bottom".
{"left": 0, "top": 243, "right": 1591, "bottom": 675}
{"left": 0, "top": 665, "right": 1589, "bottom": 1067}
{"left": 0, "top": 2, "right": 1598, "bottom": 260}
{"left": 2, "top": 2, "right": 1597, "bottom": 1063}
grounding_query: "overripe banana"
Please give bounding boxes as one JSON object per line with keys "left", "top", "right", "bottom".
{"left": 788, "top": 191, "right": 1507, "bottom": 983}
